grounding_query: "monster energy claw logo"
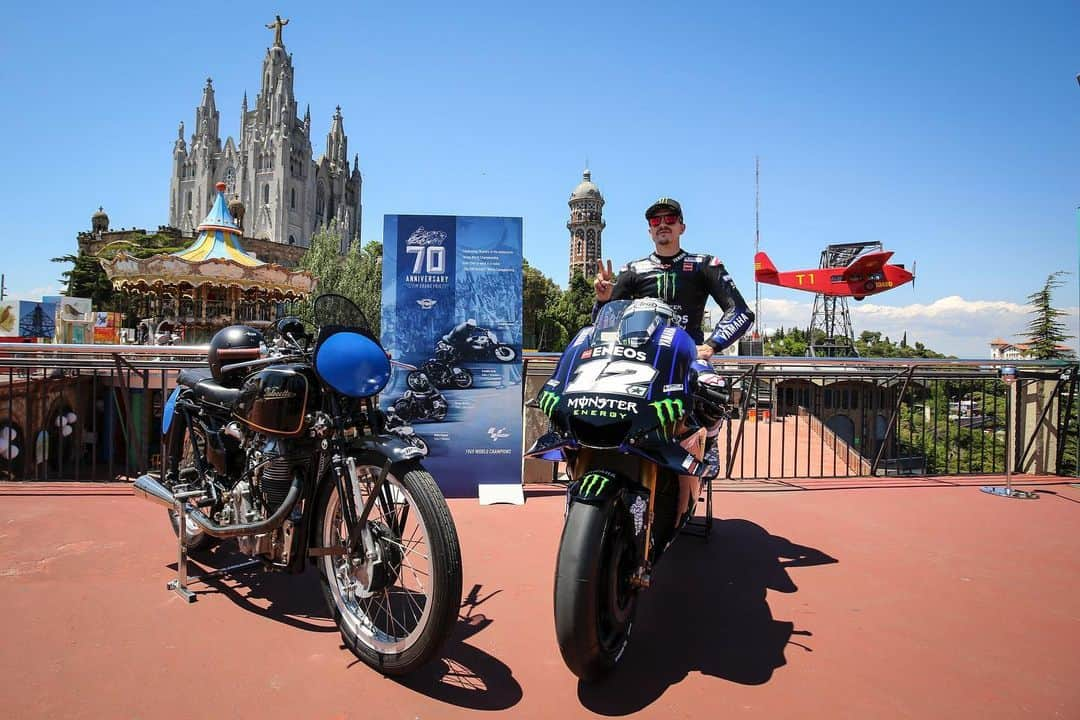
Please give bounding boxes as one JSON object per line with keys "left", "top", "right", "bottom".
{"left": 539, "top": 391, "right": 560, "bottom": 416}
{"left": 655, "top": 271, "right": 677, "bottom": 301}
{"left": 579, "top": 473, "right": 610, "bottom": 498}
{"left": 649, "top": 398, "right": 684, "bottom": 437}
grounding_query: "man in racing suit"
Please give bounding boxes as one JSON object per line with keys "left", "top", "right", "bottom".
{"left": 594, "top": 196, "right": 755, "bottom": 478}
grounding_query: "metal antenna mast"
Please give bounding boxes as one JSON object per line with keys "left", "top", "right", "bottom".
{"left": 754, "top": 156, "right": 761, "bottom": 339}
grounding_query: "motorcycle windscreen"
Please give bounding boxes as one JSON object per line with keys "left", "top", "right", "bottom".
{"left": 314, "top": 331, "right": 391, "bottom": 398}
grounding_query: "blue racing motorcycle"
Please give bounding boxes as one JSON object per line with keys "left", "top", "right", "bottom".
{"left": 526, "top": 298, "right": 716, "bottom": 680}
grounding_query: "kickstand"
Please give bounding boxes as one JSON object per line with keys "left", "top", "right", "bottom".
{"left": 167, "top": 490, "right": 260, "bottom": 602}
{"left": 682, "top": 475, "right": 713, "bottom": 539}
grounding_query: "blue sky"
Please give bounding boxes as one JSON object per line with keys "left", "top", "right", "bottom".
{"left": 2, "top": 1, "right": 1077, "bottom": 356}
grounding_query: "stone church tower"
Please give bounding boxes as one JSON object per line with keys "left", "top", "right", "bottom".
{"left": 567, "top": 168, "right": 605, "bottom": 282}
{"left": 169, "top": 18, "right": 361, "bottom": 252}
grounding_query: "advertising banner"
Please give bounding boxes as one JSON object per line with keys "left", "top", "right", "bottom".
{"left": 52, "top": 297, "right": 93, "bottom": 344}
{"left": 0, "top": 302, "right": 16, "bottom": 337}
{"left": 381, "top": 215, "right": 524, "bottom": 502}
{"left": 18, "top": 301, "right": 56, "bottom": 339}
{"left": 93, "top": 312, "right": 121, "bottom": 345}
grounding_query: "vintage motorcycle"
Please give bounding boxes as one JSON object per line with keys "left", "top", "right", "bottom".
{"left": 434, "top": 330, "right": 517, "bottom": 364}
{"left": 392, "top": 378, "right": 449, "bottom": 423}
{"left": 408, "top": 359, "right": 473, "bottom": 390}
{"left": 525, "top": 298, "right": 719, "bottom": 680}
{"left": 133, "top": 295, "right": 463, "bottom": 676}
{"left": 383, "top": 407, "right": 430, "bottom": 455}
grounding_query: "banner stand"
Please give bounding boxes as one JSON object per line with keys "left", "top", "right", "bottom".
{"left": 981, "top": 367, "right": 1039, "bottom": 500}
{"left": 381, "top": 214, "right": 524, "bottom": 503}
{"left": 478, "top": 483, "right": 525, "bottom": 505}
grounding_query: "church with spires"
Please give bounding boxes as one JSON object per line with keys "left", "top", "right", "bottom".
{"left": 168, "top": 16, "right": 361, "bottom": 252}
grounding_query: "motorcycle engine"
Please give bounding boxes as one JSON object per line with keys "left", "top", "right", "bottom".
{"left": 231, "top": 435, "right": 297, "bottom": 559}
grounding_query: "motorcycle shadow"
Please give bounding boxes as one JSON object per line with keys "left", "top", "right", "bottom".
{"left": 393, "top": 583, "right": 524, "bottom": 711}
{"left": 577, "top": 517, "right": 837, "bottom": 715}
{"left": 170, "top": 545, "right": 336, "bottom": 633}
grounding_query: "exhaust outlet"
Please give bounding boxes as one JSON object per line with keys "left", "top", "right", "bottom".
{"left": 132, "top": 472, "right": 303, "bottom": 539}
{"left": 133, "top": 474, "right": 179, "bottom": 510}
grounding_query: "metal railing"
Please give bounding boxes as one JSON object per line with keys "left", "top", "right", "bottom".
{"left": 0, "top": 344, "right": 1075, "bottom": 482}
{"left": 523, "top": 355, "right": 1079, "bottom": 481}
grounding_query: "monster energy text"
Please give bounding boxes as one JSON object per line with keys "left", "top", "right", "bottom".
{"left": 565, "top": 396, "right": 639, "bottom": 419}
{"left": 579, "top": 473, "right": 610, "bottom": 498}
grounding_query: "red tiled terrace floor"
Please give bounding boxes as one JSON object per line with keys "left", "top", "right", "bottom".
{"left": 1, "top": 476, "right": 1078, "bottom": 719}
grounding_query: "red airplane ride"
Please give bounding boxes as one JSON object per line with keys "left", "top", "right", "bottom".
{"left": 754, "top": 250, "right": 914, "bottom": 301}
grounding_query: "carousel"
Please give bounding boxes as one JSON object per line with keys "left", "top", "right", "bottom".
{"left": 101, "top": 182, "right": 315, "bottom": 343}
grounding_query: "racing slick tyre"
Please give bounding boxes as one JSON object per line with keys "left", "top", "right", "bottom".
{"left": 554, "top": 498, "right": 638, "bottom": 681}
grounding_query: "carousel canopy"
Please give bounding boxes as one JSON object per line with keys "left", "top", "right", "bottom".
{"left": 173, "top": 184, "right": 262, "bottom": 267}
{"left": 100, "top": 182, "right": 314, "bottom": 296}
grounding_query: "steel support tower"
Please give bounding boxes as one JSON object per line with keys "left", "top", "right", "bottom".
{"left": 808, "top": 241, "right": 882, "bottom": 357}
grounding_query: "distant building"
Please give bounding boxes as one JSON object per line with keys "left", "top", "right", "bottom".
{"left": 567, "top": 169, "right": 605, "bottom": 282}
{"left": 168, "top": 17, "right": 361, "bottom": 252}
{"left": 989, "top": 338, "right": 1076, "bottom": 360}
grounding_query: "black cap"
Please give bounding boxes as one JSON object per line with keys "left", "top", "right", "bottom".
{"left": 645, "top": 197, "right": 683, "bottom": 220}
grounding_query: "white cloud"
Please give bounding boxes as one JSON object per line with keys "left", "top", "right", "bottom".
{"left": 8, "top": 285, "right": 62, "bottom": 303}
{"left": 740, "top": 295, "right": 1080, "bottom": 358}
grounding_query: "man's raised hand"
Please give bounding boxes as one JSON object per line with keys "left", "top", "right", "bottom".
{"left": 594, "top": 259, "right": 614, "bottom": 301}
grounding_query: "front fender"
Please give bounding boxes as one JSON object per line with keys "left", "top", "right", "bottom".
{"left": 569, "top": 469, "right": 629, "bottom": 505}
{"left": 347, "top": 433, "right": 425, "bottom": 463}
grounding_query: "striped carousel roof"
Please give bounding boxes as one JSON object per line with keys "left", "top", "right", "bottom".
{"left": 173, "top": 183, "right": 262, "bottom": 267}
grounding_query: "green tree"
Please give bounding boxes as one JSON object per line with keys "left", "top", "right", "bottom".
{"left": 1021, "top": 271, "right": 1074, "bottom": 359}
{"left": 296, "top": 225, "right": 383, "bottom": 333}
{"left": 51, "top": 253, "right": 115, "bottom": 308}
{"left": 548, "top": 271, "right": 595, "bottom": 346}
{"left": 523, "top": 260, "right": 564, "bottom": 351}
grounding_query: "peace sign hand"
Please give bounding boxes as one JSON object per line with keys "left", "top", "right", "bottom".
{"left": 594, "top": 259, "right": 614, "bottom": 301}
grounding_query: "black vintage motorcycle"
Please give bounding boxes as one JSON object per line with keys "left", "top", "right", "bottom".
{"left": 408, "top": 359, "right": 473, "bottom": 390}
{"left": 392, "top": 386, "right": 449, "bottom": 423}
{"left": 525, "top": 298, "right": 718, "bottom": 680}
{"left": 383, "top": 407, "right": 430, "bottom": 455}
{"left": 133, "top": 295, "right": 462, "bottom": 676}
{"left": 434, "top": 331, "right": 517, "bottom": 363}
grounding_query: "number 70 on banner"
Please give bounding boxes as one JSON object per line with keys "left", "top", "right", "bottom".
{"left": 407, "top": 245, "right": 446, "bottom": 275}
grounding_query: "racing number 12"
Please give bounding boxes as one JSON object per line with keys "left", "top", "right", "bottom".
{"left": 565, "top": 359, "right": 657, "bottom": 396}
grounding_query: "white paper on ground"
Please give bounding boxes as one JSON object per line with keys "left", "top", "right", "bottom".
{"left": 478, "top": 483, "right": 525, "bottom": 505}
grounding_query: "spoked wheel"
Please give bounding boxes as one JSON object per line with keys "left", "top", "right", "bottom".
{"left": 494, "top": 345, "right": 516, "bottom": 363}
{"left": 162, "top": 411, "right": 216, "bottom": 553}
{"left": 315, "top": 454, "right": 462, "bottom": 675}
{"left": 450, "top": 368, "right": 473, "bottom": 389}
{"left": 406, "top": 371, "right": 430, "bottom": 392}
{"left": 554, "top": 499, "right": 639, "bottom": 681}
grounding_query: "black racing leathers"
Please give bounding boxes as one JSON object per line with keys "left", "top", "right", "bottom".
{"left": 596, "top": 249, "right": 755, "bottom": 351}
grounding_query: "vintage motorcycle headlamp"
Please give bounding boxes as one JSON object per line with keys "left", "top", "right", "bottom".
{"left": 314, "top": 331, "right": 391, "bottom": 398}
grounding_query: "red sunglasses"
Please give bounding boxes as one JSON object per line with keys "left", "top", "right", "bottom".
{"left": 648, "top": 213, "right": 681, "bottom": 227}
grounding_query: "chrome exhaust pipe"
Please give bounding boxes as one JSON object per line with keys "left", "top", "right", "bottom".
{"left": 131, "top": 472, "right": 303, "bottom": 539}
{"left": 133, "top": 474, "right": 179, "bottom": 510}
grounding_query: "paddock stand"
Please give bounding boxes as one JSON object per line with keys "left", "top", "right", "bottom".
{"left": 682, "top": 473, "right": 714, "bottom": 539}
{"left": 168, "top": 488, "right": 260, "bottom": 602}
